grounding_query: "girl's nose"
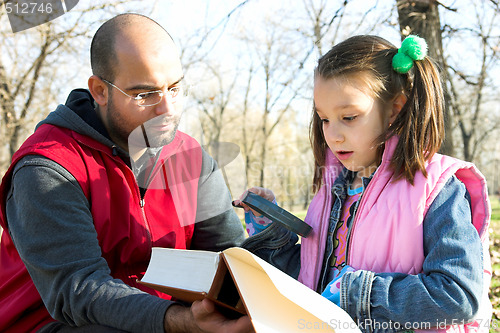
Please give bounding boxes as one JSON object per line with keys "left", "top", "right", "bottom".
{"left": 324, "top": 122, "right": 344, "bottom": 143}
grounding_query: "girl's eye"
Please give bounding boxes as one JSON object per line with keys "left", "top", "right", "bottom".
{"left": 343, "top": 116, "right": 357, "bottom": 121}
{"left": 320, "top": 118, "right": 329, "bottom": 124}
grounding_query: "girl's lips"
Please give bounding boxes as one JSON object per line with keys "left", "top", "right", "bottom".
{"left": 335, "top": 150, "right": 353, "bottom": 160}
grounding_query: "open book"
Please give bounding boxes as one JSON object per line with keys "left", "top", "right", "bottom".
{"left": 139, "top": 247, "right": 360, "bottom": 332}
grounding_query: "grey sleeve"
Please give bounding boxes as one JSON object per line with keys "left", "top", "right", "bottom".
{"left": 6, "top": 156, "right": 170, "bottom": 333}
{"left": 190, "top": 149, "right": 246, "bottom": 251}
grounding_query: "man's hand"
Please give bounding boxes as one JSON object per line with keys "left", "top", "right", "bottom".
{"left": 164, "top": 300, "right": 254, "bottom": 333}
{"left": 192, "top": 299, "right": 254, "bottom": 333}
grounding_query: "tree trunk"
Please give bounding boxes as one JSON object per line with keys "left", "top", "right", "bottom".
{"left": 396, "top": 0, "right": 454, "bottom": 156}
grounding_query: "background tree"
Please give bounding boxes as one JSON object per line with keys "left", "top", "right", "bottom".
{"left": 0, "top": 0, "right": 155, "bottom": 170}
{"left": 236, "top": 17, "right": 306, "bottom": 188}
{"left": 444, "top": 1, "right": 500, "bottom": 162}
{"left": 190, "top": 62, "right": 238, "bottom": 148}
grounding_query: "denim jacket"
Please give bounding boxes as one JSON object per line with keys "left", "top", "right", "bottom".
{"left": 242, "top": 170, "right": 485, "bottom": 332}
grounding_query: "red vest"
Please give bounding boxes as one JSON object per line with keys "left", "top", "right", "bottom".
{"left": 0, "top": 124, "right": 201, "bottom": 332}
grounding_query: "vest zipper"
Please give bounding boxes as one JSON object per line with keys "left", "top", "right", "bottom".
{"left": 108, "top": 146, "right": 153, "bottom": 248}
{"left": 137, "top": 186, "right": 152, "bottom": 249}
{"left": 344, "top": 194, "right": 363, "bottom": 265}
{"left": 346, "top": 171, "right": 379, "bottom": 265}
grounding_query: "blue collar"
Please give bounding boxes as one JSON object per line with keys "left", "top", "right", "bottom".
{"left": 347, "top": 185, "right": 363, "bottom": 196}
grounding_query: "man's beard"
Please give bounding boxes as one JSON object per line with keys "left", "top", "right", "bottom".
{"left": 138, "top": 114, "right": 181, "bottom": 148}
{"left": 125, "top": 111, "right": 181, "bottom": 189}
{"left": 105, "top": 96, "right": 181, "bottom": 151}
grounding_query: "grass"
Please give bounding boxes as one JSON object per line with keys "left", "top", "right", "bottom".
{"left": 489, "top": 196, "right": 500, "bottom": 332}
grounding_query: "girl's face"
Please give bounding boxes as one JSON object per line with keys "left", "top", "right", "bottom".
{"left": 314, "top": 75, "right": 392, "bottom": 179}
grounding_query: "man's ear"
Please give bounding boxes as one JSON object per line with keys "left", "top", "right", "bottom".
{"left": 390, "top": 93, "right": 407, "bottom": 123}
{"left": 88, "top": 75, "right": 108, "bottom": 106}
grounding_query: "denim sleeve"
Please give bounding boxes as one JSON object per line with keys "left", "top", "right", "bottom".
{"left": 340, "top": 176, "right": 483, "bottom": 331}
{"left": 241, "top": 222, "right": 301, "bottom": 279}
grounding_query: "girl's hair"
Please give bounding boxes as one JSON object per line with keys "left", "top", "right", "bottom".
{"left": 310, "top": 35, "right": 444, "bottom": 190}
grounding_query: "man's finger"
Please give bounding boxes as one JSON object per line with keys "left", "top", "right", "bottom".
{"left": 192, "top": 299, "right": 215, "bottom": 318}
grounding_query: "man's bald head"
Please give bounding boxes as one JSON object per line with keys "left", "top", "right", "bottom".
{"left": 90, "top": 14, "right": 174, "bottom": 81}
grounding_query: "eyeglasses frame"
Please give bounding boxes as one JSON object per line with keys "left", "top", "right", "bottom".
{"left": 101, "top": 78, "right": 184, "bottom": 107}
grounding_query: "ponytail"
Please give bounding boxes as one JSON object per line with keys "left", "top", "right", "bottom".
{"left": 387, "top": 47, "right": 445, "bottom": 185}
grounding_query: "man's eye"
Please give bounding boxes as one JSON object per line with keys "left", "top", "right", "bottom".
{"left": 168, "top": 86, "right": 182, "bottom": 97}
{"left": 135, "top": 93, "right": 148, "bottom": 100}
{"left": 136, "top": 92, "right": 157, "bottom": 100}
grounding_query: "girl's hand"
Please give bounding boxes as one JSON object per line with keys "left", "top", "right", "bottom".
{"left": 233, "top": 187, "right": 276, "bottom": 237}
{"left": 233, "top": 187, "right": 276, "bottom": 216}
{"left": 321, "top": 265, "right": 356, "bottom": 306}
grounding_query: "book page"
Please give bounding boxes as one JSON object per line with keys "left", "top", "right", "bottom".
{"left": 142, "top": 248, "right": 220, "bottom": 293}
{"left": 223, "top": 247, "right": 360, "bottom": 333}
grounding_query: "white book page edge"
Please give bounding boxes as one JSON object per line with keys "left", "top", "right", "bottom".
{"left": 142, "top": 248, "right": 220, "bottom": 293}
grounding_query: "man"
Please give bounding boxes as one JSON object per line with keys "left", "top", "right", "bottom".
{"left": 0, "top": 14, "right": 252, "bottom": 333}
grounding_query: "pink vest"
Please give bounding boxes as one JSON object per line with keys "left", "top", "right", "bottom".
{"left": 299, "top": 136, "right": 492, "bottom": 332}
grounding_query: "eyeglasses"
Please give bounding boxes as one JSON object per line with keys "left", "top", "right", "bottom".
{"left": 102, "top": 79, "right": 186, "bottom": 107}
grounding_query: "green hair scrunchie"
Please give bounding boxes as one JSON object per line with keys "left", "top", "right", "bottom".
{"left": 392, "top": 35, "right": 428, "bottom": 74}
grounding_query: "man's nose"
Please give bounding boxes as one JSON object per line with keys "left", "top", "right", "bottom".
{"left": 155, "top": 93, "right": 175, "bottom": 115}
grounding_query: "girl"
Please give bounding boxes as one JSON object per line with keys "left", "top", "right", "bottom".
{"left": 236, "top": 35, "right": 492, "bottom": 332}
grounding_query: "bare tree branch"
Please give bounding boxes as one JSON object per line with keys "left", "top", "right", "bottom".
{"left": 0, "top": 0, "right": 153, "bottom": 168}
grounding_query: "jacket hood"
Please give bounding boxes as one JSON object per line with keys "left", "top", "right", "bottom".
{"left": 37, "top": 89, "right": 128, "bottom": 156}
